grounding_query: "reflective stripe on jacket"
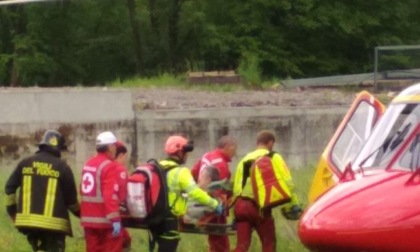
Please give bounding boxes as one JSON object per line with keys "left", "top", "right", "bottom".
{"left": 191, "top": 148, "right": 231, "bottom": 181}
{"left": 233, "top": 149, "right": 300, "bottom": 208}
{"left": 5, "top": 150, "right": 79, "bottom": 236}
{"left": 80, "top": 153, "right": 120, "bottom": 228}
{"left": 160, "top": 159, "right": 218, "bottom": 216}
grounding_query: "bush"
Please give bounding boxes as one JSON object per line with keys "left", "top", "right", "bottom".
{"left": 237, "top": 53, "right": 263, "bottom": 89}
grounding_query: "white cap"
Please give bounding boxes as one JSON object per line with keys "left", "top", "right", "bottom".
{"left": 96, "top": 131, "right": 117, "bottom": 145}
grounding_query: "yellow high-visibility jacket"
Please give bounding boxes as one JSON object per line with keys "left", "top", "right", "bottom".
{"left": 160, "top": 159, "right": 218, "bottom": 216}
{"left": 233, "top": 148, "right": 299, "bottom": 210}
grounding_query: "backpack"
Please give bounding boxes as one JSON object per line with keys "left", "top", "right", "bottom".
{"left": 242, "top": 152, "right": 292, "bottom": 210}
{"left": 125, "top": 159, "right": 175, "bottom": 226}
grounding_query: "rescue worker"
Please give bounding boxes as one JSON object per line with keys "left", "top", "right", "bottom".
{"left": 191, "top": 135, "right": 237, "bottom": 252}
{"left": 184, "top": 165, "right": 224, "bottom": 224}
{"left": 5, "top": 129, "right": 80, "bottom": 252}
{"left": 80, "top": 131, "right": 122, "bottom": 252}
{"left": 232, "top": 130, "right": 302, "bottom": 252}
{"left": 148, "top": 135, "right": 224, "bottom": 252}
{"left": 114, "top": 141, "right": 131, "bottom": 251}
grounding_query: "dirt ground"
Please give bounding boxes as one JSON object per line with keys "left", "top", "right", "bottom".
{"left": 132, "top": 87, "right": 358, "bottom": 110}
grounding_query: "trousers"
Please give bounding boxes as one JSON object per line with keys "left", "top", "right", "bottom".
{"left": 84, "top": 227, "right": 124, "bottom": 252}
{"left": 23, "top": 229, "right": 65, "bottom": 252}
{"left": 149, "top": 214, "right": 180, "bottom": 252}
{"left": 121, "top": 227, "right": 131, "bottom": 251}
{"left": 233, "top": 197, "right": 276, "bottom": 252}
{"left": 208, "top": 215, "right": 230, "bottom": 252}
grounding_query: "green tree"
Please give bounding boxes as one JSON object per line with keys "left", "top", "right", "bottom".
{"left": 1, "top": 0, "right": 420, "bottom": 85}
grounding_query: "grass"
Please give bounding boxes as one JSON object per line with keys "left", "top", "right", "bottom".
{"left": 109, "top": 74, "right": 246, "bottom": 92}
{"left": 109, "top": 73, "right": 185, "bottom": 88}
{"left": 0, "top": 164, "right": 315, "bottom": 252}
{"left": 107, "top": 73, "right": 280, "bottom": 92}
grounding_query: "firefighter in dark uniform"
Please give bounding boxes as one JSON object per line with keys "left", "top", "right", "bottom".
{"left": 5, "top": 129, "right": 80, "bottom": 252}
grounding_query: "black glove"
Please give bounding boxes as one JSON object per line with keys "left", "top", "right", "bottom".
{"left": 68, "top": 203, "right": 81, "bottom": 218}
{"left": 6, "top": 204, "right": 17, "bottom": 222}
{"left": 281, "top": 205, "right": 303, "bottom": 221}
{"left": 71, "top": 209, "right": 81, "bottom": 218}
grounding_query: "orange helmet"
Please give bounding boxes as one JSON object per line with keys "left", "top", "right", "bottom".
{"left": 164, "top": 135, "right": 194, "bottom": 154}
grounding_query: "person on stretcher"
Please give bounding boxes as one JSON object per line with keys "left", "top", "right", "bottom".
{"left": 184, "top": 165, "right": 231, "bottom": 224}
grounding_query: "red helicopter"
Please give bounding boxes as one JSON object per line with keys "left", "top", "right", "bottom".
{"left": 299, "top": 83, "right": 420, "bottom": 252}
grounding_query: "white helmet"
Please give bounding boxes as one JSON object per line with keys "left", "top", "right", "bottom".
{"left": 96, "top": 131, "right": 117, "bottom": 146}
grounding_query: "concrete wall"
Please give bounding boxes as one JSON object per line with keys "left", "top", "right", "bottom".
{"left": 0, "top": 88, "right": 135, "bottom": 168}
{"left": 0, "top": 88, "right": 133, "bottom": 124}
{"left": 0, "top": 88, "right": 348, "bottom": 171}
{"left": 136, "top": 107, "right": 348, "bottom": 169}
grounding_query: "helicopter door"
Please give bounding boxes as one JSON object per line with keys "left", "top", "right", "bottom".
{"left": 308, "top": 91, "right": 385, "bottom": 203}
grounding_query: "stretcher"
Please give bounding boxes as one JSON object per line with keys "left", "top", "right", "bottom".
{"left": 122, "top": 215, "right": 236, "bottom": 235}
{"left": 178, "top": 219, "right": 236, "bottom": 236}
{"left": 122, "top": 180, "right": 235, "bottom": 235}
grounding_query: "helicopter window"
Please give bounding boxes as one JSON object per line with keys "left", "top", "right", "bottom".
{"left": 397, "top": 132, "right": 420, "bottom": 170}
{"left": 330, "top": 101, "right": 379, "bottom": 172}
{"left": 364, "top": 103, "right": 419, "bottom": 169}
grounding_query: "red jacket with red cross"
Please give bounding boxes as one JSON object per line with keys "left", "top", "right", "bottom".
{"left": 192, "top": 148, "right": 232, "bottom": 182}
{"left": 80, "top": 153, "right": 120, "bottom": 228}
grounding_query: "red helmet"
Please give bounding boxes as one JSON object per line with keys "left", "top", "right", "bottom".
{"left": 164, "top": 135, "right": 194, "bottom": 155}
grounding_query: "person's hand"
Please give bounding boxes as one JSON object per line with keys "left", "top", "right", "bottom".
{"left": 214, "top": 203, "right": 224, "bottom": 216}
{"left": 281, "top": 205, "right": 303, "bottom": 221}
{"left": 7, "top": 205, "right": 17, "bottom": 222}
{"left": 112, "top": 222, "right": 121, "bottom": 237}
{"left": 119, "top": 203, "right": 128, "bottom": 214}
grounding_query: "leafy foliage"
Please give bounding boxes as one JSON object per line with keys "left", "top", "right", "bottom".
{"left": 1, "top": 0, "right": 420, "bottom": 86}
